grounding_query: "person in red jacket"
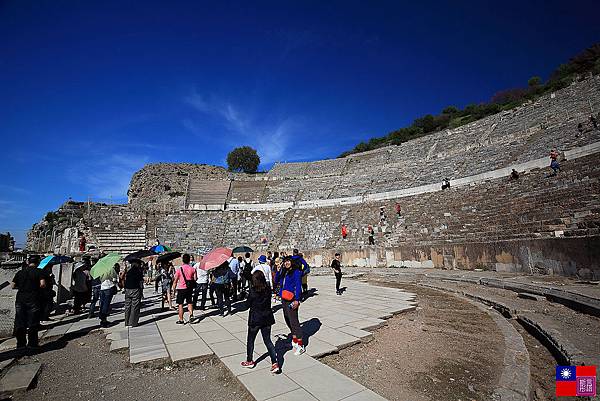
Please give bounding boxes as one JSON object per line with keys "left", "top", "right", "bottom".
{"left": 341, "top": 224, "right": 348, "bottom": 239}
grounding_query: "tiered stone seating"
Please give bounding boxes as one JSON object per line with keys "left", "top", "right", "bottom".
{"left": 260, "top": 77, "right": 600, "bottom": 201}
{"left": 308, "top": 152, "right": 600, "bottom": 251}
{"left": 227, "top": 180, "right": 266, "bottom": 204}
{"left": 92, "top": 230, "right": 147, "bottom": 255}
{"left": 268, "top": 161, "right": 307, "bottom": 179}
{"left": 155, "top": 211, "right": 225, "bottom": 253}
{"left": 187, "top": 179, "right": 231, "bottom": 207}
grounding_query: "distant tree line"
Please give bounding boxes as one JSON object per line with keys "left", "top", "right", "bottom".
{"left": 339, "top": 43, "right": 600, "bottom": 158}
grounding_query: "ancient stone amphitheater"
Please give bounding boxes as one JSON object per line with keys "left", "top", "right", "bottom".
{"left": 29, "top": 77, "right": 600, "bottom": 279}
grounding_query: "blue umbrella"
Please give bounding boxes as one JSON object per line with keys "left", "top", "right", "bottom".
{"left": 150, "top": 244, "right": 172, "bottom": 253}
{"left": 38, "top": 255, "right": 73, "bottom": 269}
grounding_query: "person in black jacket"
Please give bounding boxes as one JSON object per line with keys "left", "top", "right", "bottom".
{"left": 240, "top": 270, "right": 280, "bottom": 374}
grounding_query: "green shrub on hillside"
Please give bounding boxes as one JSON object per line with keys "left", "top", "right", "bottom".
{"left": 339, "top": 43, "right": 600, "bottom": 157}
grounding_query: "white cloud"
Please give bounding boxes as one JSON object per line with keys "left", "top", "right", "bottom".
{"left": 183, "top": 90, "right": 301, "bottom": 165}
{"left": 69, "top": 153, "right": 149, "bottom": 201}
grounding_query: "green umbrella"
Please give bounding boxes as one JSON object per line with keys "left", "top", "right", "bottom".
{"left": 90, "top": 253, "right": 121, "bottom": 279}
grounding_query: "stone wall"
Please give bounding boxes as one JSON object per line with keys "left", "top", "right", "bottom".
{"left": 147, "top": 150, "right": 600, "bottom": 278}
{"left": 128, "top": 163, "right": 230, "bottom": 211}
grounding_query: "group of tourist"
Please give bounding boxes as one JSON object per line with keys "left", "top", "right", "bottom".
{"left": 151, "top": 249, "right": 316, "bottom": 373}
{"left": 12, "top": 246, "right": 347, "bottom": 377}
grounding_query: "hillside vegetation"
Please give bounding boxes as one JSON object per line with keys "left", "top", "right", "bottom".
{"left": 340, "top": 43, "right": 600, "bottom": 158}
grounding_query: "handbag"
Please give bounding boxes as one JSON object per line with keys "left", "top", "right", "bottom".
{"left": 180, "top": 267, "right": 197, "bottom": 290}
{"left": 281, "top": 275, "right": 295, "bottom": 301}
{"left": 110, "top": 285, "right": 118, "bottom": 296}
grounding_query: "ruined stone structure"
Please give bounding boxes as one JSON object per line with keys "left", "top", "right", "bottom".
{"left": 28, "top": 77, "right": 600, "bottom": 278}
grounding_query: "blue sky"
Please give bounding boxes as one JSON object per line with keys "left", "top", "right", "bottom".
{"left": 1, "top": 0, "right": 599, "bottom": 247}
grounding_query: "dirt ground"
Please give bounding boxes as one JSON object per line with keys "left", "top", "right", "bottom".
{"left": 322, "top": 283, "right": 504, "bottom": 401}
{"left": 13, "top": 331, "right": 252, "bottom": 401}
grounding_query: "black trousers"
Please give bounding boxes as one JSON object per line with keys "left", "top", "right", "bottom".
{"left": 15, "top": 300, "right": 40, "bottom": 347}
{"left": 335, "top": 272, "right": 342, "bottom": 292}
{"left": 214, "top": 284, "right": 231, "bottom": 314}
{"left": 246, "top": 325, "right": 277, "bottom": 364}
{"left": 73, "top": 290, "right": 87, "bottom": 313}
{"left": 231, "top": 278, "right": 238, "bottom": 301}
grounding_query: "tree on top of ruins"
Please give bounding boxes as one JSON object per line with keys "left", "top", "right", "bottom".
{"left": 227, "top": 146, "right": 260, "bottom": 173}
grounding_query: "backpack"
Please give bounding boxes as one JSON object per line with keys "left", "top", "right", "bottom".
{"left": 180, "top": 267, "right": 196, "bottom": 290}
{"left": 214, "top": 268, "right": 231, "bottom": 285}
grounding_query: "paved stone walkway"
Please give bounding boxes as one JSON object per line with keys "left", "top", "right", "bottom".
{"left": 28, "top": 276, "right": 416, "bottom": 401}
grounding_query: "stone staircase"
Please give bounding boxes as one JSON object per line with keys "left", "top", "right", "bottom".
{"left": 92, "top": 230, "right": 147, "bottom": 255}
{"left": 187, "top": 179, "right": 231, "bottom": 207}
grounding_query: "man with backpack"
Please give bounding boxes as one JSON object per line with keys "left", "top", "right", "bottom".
{"left": 240, "top": 253, "right": 254, "bottom": 293}
{"left": 172, "top": 254, "right": 197, "bottom": 324}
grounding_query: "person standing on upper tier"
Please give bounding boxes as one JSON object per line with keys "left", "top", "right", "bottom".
{"left": 331, "top": 253, "right": 343, "bottom": 295}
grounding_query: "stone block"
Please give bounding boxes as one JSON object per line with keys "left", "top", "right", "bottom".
{"left": 342, "top": 389, "right": 388, "bottom": 401}
{"left": 237, "top": 369, "right": 300, "bottom": 401}
{"left": 208, "top": 338, "right": 246, "bottom": 358}
{"left": 199, "top": 329, "right": 236, "bottom": 345}
{"left": 160, "top": 328, "right": 200, "bottom": 345}
{"left": 0, "top": 362, "right": 42, "bottom": 394}
{"left": 110, "top": 338, "right": 129, "bottom": 352}
{"left": 287, "top": 363, "right": 366, "bottom": 401}
{"left": 167, "top": 339, "right": 212, "bottom": 362}
{"left": 129, "top": 344, "right": 169, "bottom": 364}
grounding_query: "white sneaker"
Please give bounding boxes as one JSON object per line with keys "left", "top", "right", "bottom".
{"left": 294, "top": 345, "right": 305, "bottom": 355}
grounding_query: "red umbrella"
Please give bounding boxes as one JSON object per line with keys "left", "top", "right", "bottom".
{"left": 199, "top": 247, "right": 232, "bottom": 271}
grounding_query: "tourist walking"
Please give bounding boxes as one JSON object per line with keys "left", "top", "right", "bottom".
{"left": 122, "top": 259, "right": 144, "bottom": 327}
{"left": 71, "top": 261, "right": 90, "bottom": 314}
{"left": 252, "top": 255, "right": 272, "bottom": 288}
{"left": 193, "top": 258, "right": 209, "bottom": 310}
{"left": 98, "top": 264, "right": 118, "bottom": 327}
{"left": 275, "top": 257, "right": 305, "bottom": 355}
{"left": 213, "top": 262, "right": 233, "bottom": 316}
{"left": 12, "top": 255, "right": 46, "bottom": 348}
{"left": 39, "top": 264, "right": 56, "bottom": 321}
{"left": 331, "top": 253, "right": 343, "bottom": 295}
{"left": 241, "top": 271, "right": 280, "bottom": 374}
{"left": 228, "top": 256, "right": 240, "bottom": 301}
{"left": 240, "top": 253, "right": 253, "bottom": 293}
{"left": 172, "top": 254, "right": 197, "bottom": 324}
{"left": 395, "top": 202, "right": 402, "bottom": 217}
{"left": 341, "top": 224, "right": 348, "bottom": 239}
{"left": 158, "top": 262, "right": 175, "bottom": 310}
{"left": 88, "top": 274, "right": 101, "bottom": 319}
